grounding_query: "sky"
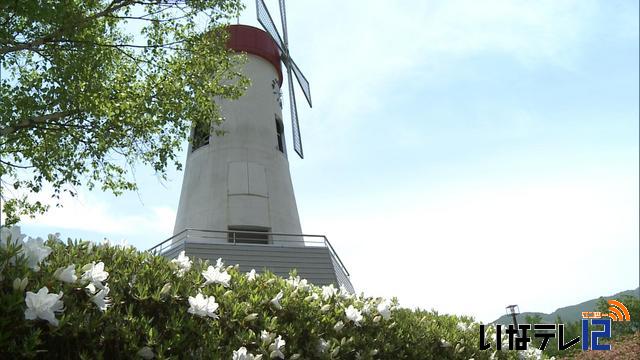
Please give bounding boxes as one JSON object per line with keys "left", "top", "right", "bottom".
{"left": 13, "top": 0, "right": 640, "bottom": 322}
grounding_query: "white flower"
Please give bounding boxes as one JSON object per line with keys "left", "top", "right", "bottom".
{"left": 270, "top": 290, "right": 283, "bottom": 310}
{"left": 81, "top": 261, "right": 109, "bottom": 288}
{"left": 345, "top": 305, "right": 363, "bottom": 325}
{"left": 339, "top": 284, "right": 352, "bottom": 298}
{"left": 85, "top": 283, "right": 98, "bottom": 295}
{"left": 202, "top": 265, "right": 231, "bottom": 287}
{"left": 360, "top": 302, "right": 372, "bottom": 315}
{"left": 54, "top": 264, "right": 77, "bottom": 283}
{"left": 24, "top": 287, "right": 64, "bottom": 326}
{"left": 91, "top": 284, "right": 111, "bottom": 311}
{"left": 22, "top": 237, "right": 52, "bottom": 271}
{"left": 261, "top": 330, "right": 275, "bottom": 344}
{"left": 232, "top": 347, "right": 248, "bottom": 360}
{"left": 333, "top": 320, "right": 344, "bottom": 331}
{"left": 269, "top": 335, "right": 285, "bottom": 359}
{"left": 457, "top": 321, "right": 471, "bottom": 332}
{"left": 377, "top": 299, "right": 392, "bottom": 320}
{"left": 317, "top": 338, "right": 329, "bottom": 353}
{"left": 137, "top": 346, "right": 155, "bottom": 359}
{"left": 246, "top": 269, "right": 257, "bottom": 281}
{"left": 188, "top": 293, "right": 219, "bottom": 319}
{"left": 440, "top": 338, "right": 451, "bottom": 348}
{"left": 286, "top": 276, "right": 309, "bottom": 291}
{"left": 322, "top": 284, "right": 337, "bottom": 300}
{"left": 296, "top": 278, "right": 308, "bottom": 291}
{"left": 519, "top": 347, "right": 542, "bottom": 360}
{"left": 117, "top": 238, "right": 131, "bottom": 249}
{"left": 215, "top": 257, "right": 224, "bottom": 268}
{"left": 171, "top": 251, "right": 192, "bottom": 277}
{"left": 0, "top": 226, "right": 25, "bottom": 248}
{"left": 232, "top": 346, "right": 262, "bottom": 360}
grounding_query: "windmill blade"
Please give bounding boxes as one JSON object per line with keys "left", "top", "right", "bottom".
{"left": 287, "top": 66, "right": 303, "bottom": 158}
{"left": 279, "top": 0, "right": 289, "bottom": 45}
{"left": 256, "top": 0, "right": 285, "bottom": 52}
{"left": 289, "top": 57, "right": 312, "bottom": 107}
{"left": 277, "top": 0, "right": 311, "bottom": 107}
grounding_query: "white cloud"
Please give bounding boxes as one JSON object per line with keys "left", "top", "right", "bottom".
{"left": 303, "top": 175, "right": 639, "bottom": 322}
{"left": 18, "top": 189, "right": 176, "bottom": 240}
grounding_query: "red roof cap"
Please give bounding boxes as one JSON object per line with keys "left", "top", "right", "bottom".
{"left": 227, "top": 25, "right": 283, "bottom": 86}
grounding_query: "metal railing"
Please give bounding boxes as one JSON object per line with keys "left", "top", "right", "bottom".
{"left": 148, "top": 229, "right": 350, "bottom": 277}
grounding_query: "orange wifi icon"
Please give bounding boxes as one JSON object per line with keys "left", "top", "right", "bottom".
{"left": 602, "top": 300, "right": 631, "bottom": 321}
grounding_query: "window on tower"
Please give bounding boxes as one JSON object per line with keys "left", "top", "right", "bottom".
{"left": 228, "top": 226, "right": 270, "bottom": 245}
{"left": 275, "top": 116, "right": 285, "bottom": 154}
{"left": 191, "top": 120, "right": 210, "bottom": 152}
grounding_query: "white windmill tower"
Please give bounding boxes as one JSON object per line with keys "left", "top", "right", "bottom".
{"left": 152, "top": 0, "right": 353, "bottom": 291}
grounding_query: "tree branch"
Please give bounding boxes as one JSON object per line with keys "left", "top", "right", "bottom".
{"left": 0, "top": 159, "right": 35, "bottom": 169}
{"left": 0, "top": 110, "right": 78, "bottom": 136}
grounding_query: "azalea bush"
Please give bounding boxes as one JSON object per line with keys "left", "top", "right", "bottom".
{"left": 1, "top": 227, "right": 541, "bottom": 359}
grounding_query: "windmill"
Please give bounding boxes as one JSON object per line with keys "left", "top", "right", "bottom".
{"left": 154, "top": 2, "right": 353, "bottom": 293}
{"left": 256, "top": 0, "right": 312, "bottom": 158}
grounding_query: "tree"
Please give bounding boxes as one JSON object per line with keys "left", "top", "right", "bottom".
{"left": 0, "top": 0, "right": 249, "bottom": 225}
{"left": 596, "top": 295, "right": 639, "bottom": 337}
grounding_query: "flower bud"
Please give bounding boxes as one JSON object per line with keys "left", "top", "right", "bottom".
{"left": 320, "top": 304, "right": 331, "bottom": 312}
{"left": 331, "top": 347, "right": 340, "bottom": 357}
{"left": 160, "top": 283, "right": 172, "bottom": 296}
{"left": 13, "top": 277, "right": 28, "bottom": 291}
{"left": 244, "top": 313, "right": 258, "bottom": 321}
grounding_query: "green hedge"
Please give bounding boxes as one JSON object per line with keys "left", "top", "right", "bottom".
{"left": 1, "top": 227, "right": 539, "bottom": 359}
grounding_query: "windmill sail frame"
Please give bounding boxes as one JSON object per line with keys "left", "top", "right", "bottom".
{"left": 255, "top": 0, "right": 311, "bottom": 159}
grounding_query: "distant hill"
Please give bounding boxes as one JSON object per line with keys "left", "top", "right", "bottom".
{"left": 493, "top": 288, "right": 639, "bottom": 325}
